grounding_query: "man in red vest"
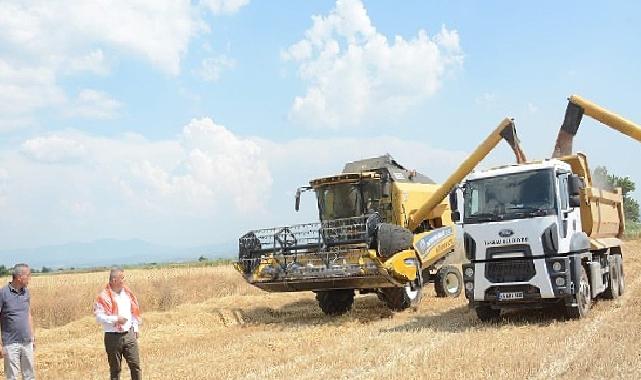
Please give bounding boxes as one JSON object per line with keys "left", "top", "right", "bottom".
{"left": 94, "top": 267, "right": 142, "bottom": 380}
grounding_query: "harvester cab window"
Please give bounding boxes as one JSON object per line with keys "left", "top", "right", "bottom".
{"left": 317, "top": 184, "right": 363, "bottom": 220}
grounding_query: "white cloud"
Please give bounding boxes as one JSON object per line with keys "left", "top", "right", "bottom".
{"left": 475, "top": 92, "right": 496, "bottom": 107}
{"left": 21, "top": 135, "right": 88, "bottom": 163}
{"left": 283, "top": 0, "right": 463, "bottom": 129}
{"left": 202, "top": 0, "right": 250, "bottom": 15}
{"left": 68, "top": 50, "right": 110, "bottom": 75}
{"left": 0, "top": 1, "right": 248, "bottom": 131}
{"left": 66, "top": 89, "right": 122, "bottom": 119}
{"left": 0, "top": 117, "right": 475, "bottom": 247}
{"left": 0, "top": 1, "right": 203, "bottom": 76}
{"left": 527, "top": 102, "right": 538, "bottom": 114}
{"left": 194, "top": 55, "right": 236, "bottom": 82}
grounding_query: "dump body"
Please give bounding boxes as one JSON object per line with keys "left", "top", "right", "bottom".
{"left": 560, "top": 154, "right": 625, "bottom": 244}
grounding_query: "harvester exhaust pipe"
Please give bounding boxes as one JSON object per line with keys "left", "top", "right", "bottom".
{"left": 406, "top": 118, "right": 526, "bottom": 232}
{"left": 552, "top": 94, "right": 641, "bottom": 158}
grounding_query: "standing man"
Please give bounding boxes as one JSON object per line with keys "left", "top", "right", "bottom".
{"left": 94, "top": 267, "right": 142, "bottom": 380}
{"left": 0, "top": 263, "right": 36, "bottom": 380}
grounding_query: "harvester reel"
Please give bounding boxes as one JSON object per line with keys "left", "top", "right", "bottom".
{"left": 376, "top": 223, "right": 414, "bottom": 259}
{"left": 274, "top": 227, "right": 297, "bottom": 252}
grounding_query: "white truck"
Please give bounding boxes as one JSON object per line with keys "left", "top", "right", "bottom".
{"left": 451, "top": 95, "right": 641, "bottom": 320}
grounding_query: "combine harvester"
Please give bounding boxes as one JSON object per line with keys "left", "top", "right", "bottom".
{"left": 453, "top": 95, "right": 641, "bottom": 320}
{"left": 235, "top": 119, "right": 526, "bottom": 315}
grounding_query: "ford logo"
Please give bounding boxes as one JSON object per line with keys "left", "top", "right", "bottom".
{"left": 498, "top": 229, "right": 514, "bottom": 238}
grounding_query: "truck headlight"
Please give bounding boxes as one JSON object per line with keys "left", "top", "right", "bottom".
{"left": 464, "top": 267, "right": 474, "bottom": 278}
{"left": 465, "top": 282, "right": 474, "bottom": 291}
{"left": 555, "top": 277, "right": 566, "bottom": 287}
{"left": 552, "top": 262, "right": 562, "bottom": 272}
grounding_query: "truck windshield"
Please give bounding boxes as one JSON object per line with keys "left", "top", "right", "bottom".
{"left": 463, "top": 169, "right": 556, "bottom": 223}
{"left": 316, "top": 180, "right": 381, "bottom": 221}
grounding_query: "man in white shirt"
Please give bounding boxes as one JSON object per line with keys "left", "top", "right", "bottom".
{"left": 94, "top": 268, "right": 142, "bottom": 380}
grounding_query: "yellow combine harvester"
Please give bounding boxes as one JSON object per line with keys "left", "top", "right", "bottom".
{"left": 457, "top": 95, "right": 641, "bottom": 320}
{"left": 235, "top": 119, "right": 526, "bottom": 315}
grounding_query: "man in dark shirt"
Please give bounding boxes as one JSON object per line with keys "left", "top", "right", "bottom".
{"left": 0, "top": 264, "right": 35, "bottom": 380}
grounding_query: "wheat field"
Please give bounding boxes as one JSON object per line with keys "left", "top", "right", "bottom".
{"left": 3, "top": 240, "right": 641, "bottom": 379}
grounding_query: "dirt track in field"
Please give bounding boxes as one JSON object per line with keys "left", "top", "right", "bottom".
{"left": 17, "top": 240, "right": 641, "bottom": 379}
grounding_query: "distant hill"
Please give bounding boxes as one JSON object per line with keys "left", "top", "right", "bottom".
{"left": 0, "top": 239, "right": 236, "bottom": 269}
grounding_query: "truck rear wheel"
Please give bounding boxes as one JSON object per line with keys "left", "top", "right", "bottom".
{"left": 617, "top": 255, "right": 625, "bottom": 296}
{"left": 475, "top": 305, "right": 501, "bottom": 322}
{"left": 434, "top": 265, "right": 463, "bottom": 298}
{"left": 376, "top": 223, "right": 413, "bottom": 259}
{"left": 565, "top": 265, "right": 591, "bottom": 319}
{"left": 315, "top": 289, "right": 355, "bottom": 316}
{"left": 603, "top": 255, "right": 620, "bottom": 299}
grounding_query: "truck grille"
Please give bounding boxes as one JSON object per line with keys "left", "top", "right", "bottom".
{"left": 485, "top": 259, "right": 535, "bottom": 283}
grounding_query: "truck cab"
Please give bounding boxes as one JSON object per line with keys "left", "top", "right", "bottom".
{"left": 455, "top": 154, "right": 625, "bottom": 320}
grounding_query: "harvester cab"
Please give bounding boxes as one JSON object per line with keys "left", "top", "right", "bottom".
{"left": 236, "top": 119, "right": 528, "bottom": 316}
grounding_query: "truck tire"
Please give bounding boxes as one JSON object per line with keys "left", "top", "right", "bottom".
{"left": 434, "top": 265, "right": 463, "bottom": 298}
{"left": 617, "top": 255, "right": 625, "bottom": 296}
{"left": 565, "top": 265, "right": 592, "bottom": 319}
{"left": 376, "top": 223, "right": 413, "bottom": 259}
{"left": 603, "top": 255, "right": 620, "bottom": 299}
{"left": 475, "top": 305, "right": 501, "bottom": 322}
{"left": 315, "top": 289, "right": 355, "bottom": 316}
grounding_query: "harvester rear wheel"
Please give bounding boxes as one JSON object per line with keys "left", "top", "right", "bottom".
{"left": 564, "top": 265, "right": 591, "bottom": 319}
{"left": 315, "top": 289, "right": 355, "bottom": 316}
{"left": 376, "top": 223, "right": 413, "bottom": 259}
{"left": 434, "top": 265, "right": 463, "bottom": 298}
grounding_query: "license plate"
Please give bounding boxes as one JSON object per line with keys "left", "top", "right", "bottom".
{"left": 498, "top": 291, "right": 524, "bottom": 301}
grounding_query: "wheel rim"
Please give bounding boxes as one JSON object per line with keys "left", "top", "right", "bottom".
{"left": 404, "top": 284, "right": 419, "bottom": 300}
{"left": 445, "top": 272, "right": 460, "bottom": 294}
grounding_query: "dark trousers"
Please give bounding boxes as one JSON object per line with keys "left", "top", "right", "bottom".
{"left": 104, "top": 330, "right": 142, "bottom": 380}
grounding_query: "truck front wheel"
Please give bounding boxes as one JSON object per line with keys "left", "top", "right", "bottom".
{"left": 315, "top": 289, "right": 355, "bottom": 316}
{"left": 565, "top": 265, "right": 592, "bottom": 319}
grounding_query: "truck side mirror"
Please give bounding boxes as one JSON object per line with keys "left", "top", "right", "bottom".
{"left": 568, "top": 175, "right": 583, "bottom": 208}
{"left": 449, "top": 189, "right": 458, "bottom": 211}
{"left": 449, "top": 189, "right": 460, "bottom": 222}
{"left": 568, "top": 175, "right": 584, "bottom": 196}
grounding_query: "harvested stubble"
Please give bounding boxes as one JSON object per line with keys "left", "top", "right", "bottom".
{"left": 4, "top": 241, "right": 641, "bottom": 379}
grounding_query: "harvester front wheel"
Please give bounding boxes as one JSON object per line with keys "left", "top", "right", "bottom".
{"left": 315, "top": 289, "right": 355, "bottom": 316}
{"left": 434, "top": 265, "right": 463, "bottom": 298}
{"left": 379, "top": 268, "right": 423, "bottom": 311}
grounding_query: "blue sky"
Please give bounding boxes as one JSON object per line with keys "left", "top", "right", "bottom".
{"left": 0, "top": 0, "right": 640, "bottom": 252}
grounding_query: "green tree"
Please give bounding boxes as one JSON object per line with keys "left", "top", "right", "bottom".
{"left": 0, "top": 265, "right": 9, "bottom": 276}
{"left": 593, "top": 166, "right": 640, "bottom": 223}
